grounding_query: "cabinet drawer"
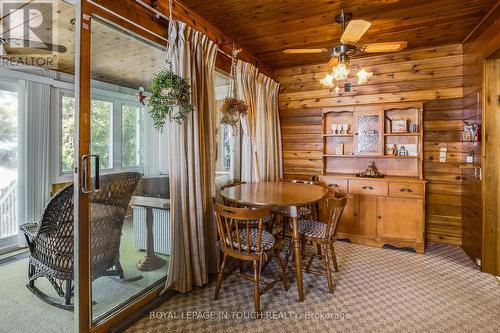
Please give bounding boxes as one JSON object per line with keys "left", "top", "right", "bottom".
{"left": 320, "top": 179, "right": 348, "bottom": 192}
{"left": 389, "top": 182, "right": 424, "bottom": 198}
{"left": 349, "top": 179, "right": 388, "bottom": 196}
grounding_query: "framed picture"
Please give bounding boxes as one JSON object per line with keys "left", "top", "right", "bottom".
{"left": 391, "top": 119, "right": 408, "bottom": 133}
{"left": 385, "top": 144, "right": 397, "bottom": 156}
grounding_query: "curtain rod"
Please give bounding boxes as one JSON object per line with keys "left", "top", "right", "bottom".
{"left": 135, "top": 0, "right": 232, "bottom": 59}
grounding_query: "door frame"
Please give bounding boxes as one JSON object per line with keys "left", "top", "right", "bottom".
{"left": 75, "top": 1, "right": 168, "bottom": 331}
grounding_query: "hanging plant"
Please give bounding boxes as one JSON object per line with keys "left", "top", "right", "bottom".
{"left": 221, "top": 47, "right": 248, "bottom": 134}
{"left": 147, "top": 64, "right": 194, "bottom": 131}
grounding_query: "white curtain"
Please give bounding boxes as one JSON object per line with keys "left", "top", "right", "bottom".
{"left": 237, "top": 61, "right": 259, "bottom": 182}
{"left": 164, "top": 21, "right": 218, "bottom": 293}
{"left": 17, "top": 80, "right": 51, "bottom": 246}
{"left": 237, "top": 60, "right": 282, "bottom": 182}
{"left": 256, "top": 73, "right": 282, "bottom": 181}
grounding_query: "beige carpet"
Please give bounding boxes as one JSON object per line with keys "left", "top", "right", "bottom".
{"left": 127, "top": 242, "right": 500, "bottom": 333}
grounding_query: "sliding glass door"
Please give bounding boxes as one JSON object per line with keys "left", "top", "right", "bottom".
{"left": 77, "top": 2, "right": 170, "bottom": 330}
{"left": 0, "top": 80, "right": 18, "bottom": 252}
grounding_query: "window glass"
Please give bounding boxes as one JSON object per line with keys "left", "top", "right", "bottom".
{"left": 121, "top": 104, "right": 142, "bottom": 168}
{"left": 61, "top": 95, "right": 75, "bottom": 172}
{"left": 90, "top": 99, "right": 113, "bottom": 169}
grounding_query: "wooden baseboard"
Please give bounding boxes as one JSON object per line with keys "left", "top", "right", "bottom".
{"left": 337, "top": 233, "right": 424, "bottom": 254}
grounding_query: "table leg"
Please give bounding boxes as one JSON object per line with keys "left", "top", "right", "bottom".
{"left": 291, "top": 215, "right": 304, "bottom": 301}
{"left": 137, "top": 207, "right": 166, "bottom": 271}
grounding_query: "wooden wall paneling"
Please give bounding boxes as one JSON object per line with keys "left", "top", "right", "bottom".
{"left": 277, "top": 44, "right": 464, "bottom": 245}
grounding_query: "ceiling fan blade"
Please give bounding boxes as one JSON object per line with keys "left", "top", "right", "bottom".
{"left": 340, "top": 19, "right": 371, "bottom": 44}
{"left": 363, "top": 41, "right": 408, "bottom": 53}
{"left": 283, "top": 48, "right": 330, "bottom": 54}
{"left": 3, "top": 38, "right": 67, "bottom": 53}
{"left": 327, "top": 57, "right": 338, "bottom": 67}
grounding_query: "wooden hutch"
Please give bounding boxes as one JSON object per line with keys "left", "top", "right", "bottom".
{"left": 319, "top": 102, "right": 426, "bottom": 253}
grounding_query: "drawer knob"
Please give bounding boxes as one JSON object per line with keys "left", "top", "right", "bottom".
{"left": 362, "top": 185, "right": 374, "bottom": 190}
{"left": 329, "top": 184, "right": 339, "bottom": 188}
{"left": 400, "top": 188, "right": 413, "bottom": 193}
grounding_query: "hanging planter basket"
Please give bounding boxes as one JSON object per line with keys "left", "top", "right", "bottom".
{"left": 147, "top": 64, "right": 195, "bottom": 131}
{"left": 221, "top": 48, "right": 248, "bottom": 134}
{"left": 221, "top": 97, "right": 248, "bottom": 132}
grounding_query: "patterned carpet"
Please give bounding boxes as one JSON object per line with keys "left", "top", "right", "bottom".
{"left": 127, "top": 242, "right": 500, "bottom": 333}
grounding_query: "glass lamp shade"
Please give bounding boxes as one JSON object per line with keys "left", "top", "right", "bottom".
{"left": 320, "top": 73, "right": 335, "bottom": 87}
{"left": 332, "top": 63, "right": 350, "bottom": 81}
{"left": 357, "top": 68, "right": 373, "bottom": 84}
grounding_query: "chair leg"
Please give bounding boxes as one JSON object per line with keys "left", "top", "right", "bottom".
{"left": 322, "top": 244, "right": 335, "bottom": 293}
{"left": 274, "top": 248, "right": 288, "bottom": 291}
{"left": 253, "top": 260, "right": 261, "bottom": 317}
{"left": 28, "top": 262, "right": 35, "bottom": 288}
{"left": 281, "top": 216, "right": 288, "bottom": 239}
{"left": 214, "top": 253, "right": 227, "bottom": 300}
{"left": 64, "top": 280, "right": 72, "bottom": 306}
{"left": 330, "top": 243, "right": 339, "bottom": 272}
{"left": 317, "top": 243, "right": 322, "bottom": 255}
{"left": 116, "top": 260, "right": 125, "bottom": 279}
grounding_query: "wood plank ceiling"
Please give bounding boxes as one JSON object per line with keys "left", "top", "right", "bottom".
{"left": 182, "top": 0, "right": 498, "bottom": 69}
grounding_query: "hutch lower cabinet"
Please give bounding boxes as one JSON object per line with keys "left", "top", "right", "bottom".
{"left": 320, "top": 175, "right": 426, "bottom": 253}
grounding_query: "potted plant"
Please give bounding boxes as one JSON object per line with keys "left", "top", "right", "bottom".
{"left": 147, "top": 64, "right": 194, "bottom": 131}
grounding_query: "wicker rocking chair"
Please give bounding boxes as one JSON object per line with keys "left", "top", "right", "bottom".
{"left": 20, "top": 172, "right": 141, "bottom": 310}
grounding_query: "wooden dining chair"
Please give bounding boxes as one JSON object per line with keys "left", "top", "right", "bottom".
{"left": 213, "top": 201, "right": 288, "bottom": 315}
{"left": 297, "top": 189, "right": 347, "bottom": 293}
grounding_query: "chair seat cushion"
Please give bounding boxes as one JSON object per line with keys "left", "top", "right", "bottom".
{"left": 248, "top": 214, "right": 273, "bottom": 225}
{"left": 273, "top": 206, "right": 311, "bottom": 218}
{"left": 298, "top": 219, "right": 326, "bottom": 238}
{"left": 228, "top": 229, "right": 275, "bottom": 252}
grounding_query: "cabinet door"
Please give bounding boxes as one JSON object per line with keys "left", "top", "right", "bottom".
{"left": 357, "top": 195, "right": 378, "bottom": 237}
{"left": 337, "top": 194, "right": 357, "bottom": 235}
{"left": 353, "top": 109, "right": 384, "bottom": 156}
{"left": 378, "top": 197, "right": 423, "bottom": 241}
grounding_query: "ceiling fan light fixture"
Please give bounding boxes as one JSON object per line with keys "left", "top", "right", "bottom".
{"left": 357, "top": 68, "right": 373, "bottom": 84}
{"left": 320, "top": 73, "right": 335, "bottom": 87}
{"left": 332, "top": 63, "right": 350, "bottom": 81}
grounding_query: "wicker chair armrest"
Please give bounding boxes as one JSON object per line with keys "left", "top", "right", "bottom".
{"left": 19, "top": 223, "right": 40, "bottom": 242}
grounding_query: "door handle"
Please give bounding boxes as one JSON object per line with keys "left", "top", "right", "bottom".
{"left": 81, "top": 155, "right": 100, "bottom": 193}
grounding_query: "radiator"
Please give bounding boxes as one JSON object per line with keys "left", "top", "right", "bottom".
{"left": 132, "top": 207, "right": 171, "bottom": 255}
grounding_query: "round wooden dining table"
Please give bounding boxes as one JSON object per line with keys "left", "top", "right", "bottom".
{"left": 220, "top": 181, "right": 328, "bottom": 302}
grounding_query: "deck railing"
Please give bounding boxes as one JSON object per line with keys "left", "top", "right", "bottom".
{"left": 0, "top": 180, "right": 17, "bottom": 239}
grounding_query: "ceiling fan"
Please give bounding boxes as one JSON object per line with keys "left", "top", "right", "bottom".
{"left": 283, "top": 10, "right": 407, "bottom": 69}
{"left": 0, "top": 37, "right": 67, "bottom": 55}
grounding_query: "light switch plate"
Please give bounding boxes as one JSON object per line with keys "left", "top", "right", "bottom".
{"left": 439, "top": 146, "right": 447, "bottom": 163}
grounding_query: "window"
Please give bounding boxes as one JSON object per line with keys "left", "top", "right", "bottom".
{"left": 58, "top": 91, "right": 143, "bottom": 178}
{"left": 121, "top": 104, "right": 142, "bottom": 168}
{"left": 61, "top": 95, "right": 75, "bottom": 173}
{"left": 0, "top": 85, "right": 19, "bottom": 246}
{"left": 90, "top": 99, "right": 113, "bottom": 169}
